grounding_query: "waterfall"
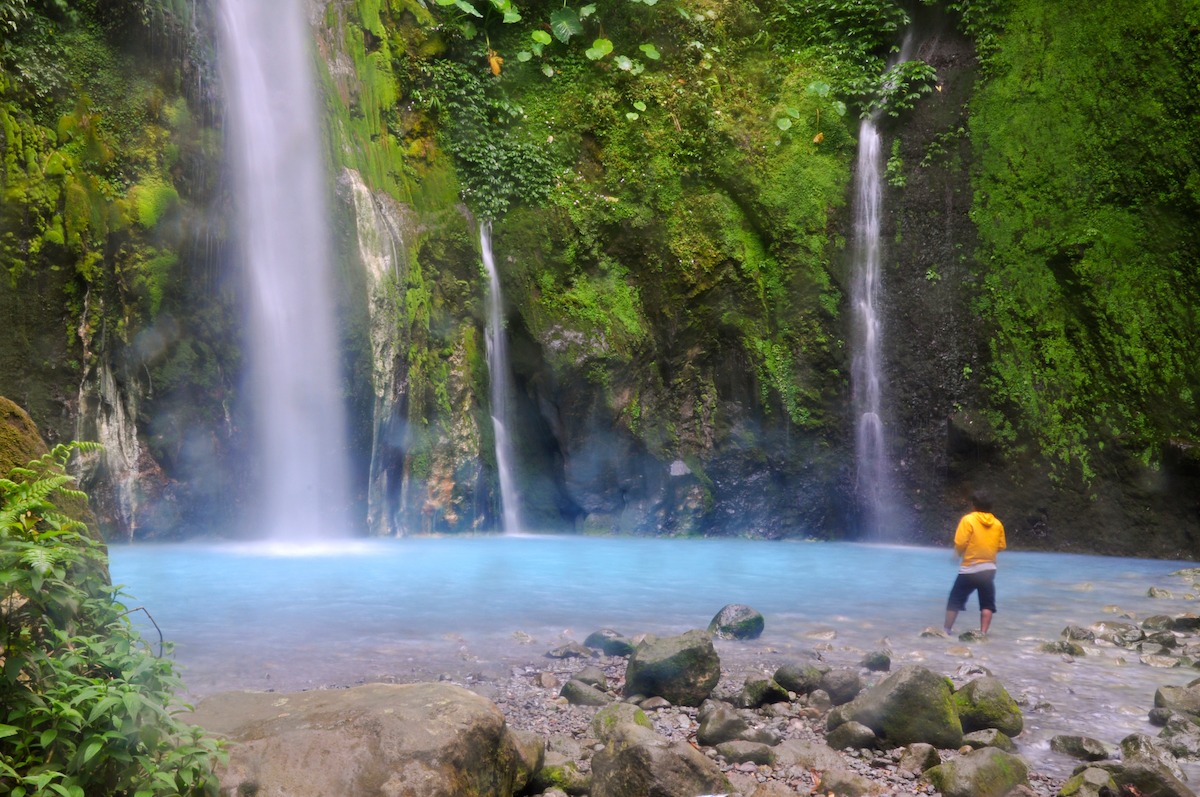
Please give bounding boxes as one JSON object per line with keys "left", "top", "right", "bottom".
{"left": 480, "top": 222, "right": 522, "bottom": 534}
{"left": 849, "top": 117, "right": 892, "bottom": 536}
{"left": 850, "top": 35, "right": 917, "bottom": 538}
{"left": 218, "top": 0, "right": 351, "bottom": 539}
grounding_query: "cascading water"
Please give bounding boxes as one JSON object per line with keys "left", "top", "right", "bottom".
{"left": 850, "top": 34, "right": 917, "bottom": 538}
{"left": 218, "top": 0, "right": 351, "bottom": 539}
{"left": 849, "top": 116, "right": 892, "bottom": 537}
{"left": 479, "top": 223, "right": 522, "bottom": 534}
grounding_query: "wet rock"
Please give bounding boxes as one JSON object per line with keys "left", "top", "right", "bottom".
{"left": 861, "top": 650, "right": 891, "bottom": 672}
{"left": 958, "top": 629, "right": 986, "bottom": 642}
{"left": 821, "top": 668, "right": 865, "bottom": 706}
{"left": 827, "top": 665, "right": 963, "bottom": 749}
{"left": 826, "top": 720, "right": 877, "bottom": 751}
{"left": 708, "top": 603, "right": 765, "bottom": 640}
{"left": 560, "top": 679, "right": 611, "bottom": 706}
{"left": 737, "top": 674, "right": 790, "bottom": 708}
{"left": 1155, "top": 680, "right": 1200, "bottom": 718}
{"left": 1144, "top": 615, "right": 1177, "bottom": 631}
{"left": 583, "top": 628, "right": 636, "bottom": 657}
{"left": 1173, "top": 615, "right": 1200, "bottom": 633}
{"left": 923, "top": 747, "right": 1029, "bottom": 797}
{"left": 1057, "top": 766, "right": 1118, "bottom": 797}
{"left": 510, "top": 729, "right": 546, "bottom": 793}
{"left": 1090, "top": 621, "right": 1144, "bottom": 646}
{"left": 962, "top": 728, "right": 1016, "bottom": 752}
{"left": 1049, "top": 734, "right": 1116, "bottom": 761}
{"left": 897, "top": 743, "right": 941, "bottom": 775}
{"left": 954, "top": 675, "right": 1024, "bottom": 736}
{"left": 530, "top": 750, "right": 591, "bottom": 795}
{"left": 546, "top": 641, "right": 596, "bottom": 659}
{"left": 1039, "top": 640, "right": 1087, "bottom": 656}
{"left": 1119, "top": 733, "right": 1189, "bottom": 783}
{"left": 1061, "top": 625, "right": 1096, "bottom": 642}
{"left": 697, "top": 701, "right": 751, "bottom": 746}
{"left": 573, "top": 665, "right": 609, "bottom": 691}
{"left": 624, "top": 629, "right": 721, "bottom": 707}
{"left": 715, "top": 739, "right": 775, "bottom": 765}
{"left": 773, "top": 660, "right": 829, "bottom": 695}
{"left": 818, "top": 767, "right": 879, "bottom": 797}
{"left": 1149, "top": 587, "right": 1175, "bottom": 598}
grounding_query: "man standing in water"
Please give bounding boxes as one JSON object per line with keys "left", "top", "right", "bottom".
{"left": 944, "top": 490, "right": 1006, "bottom": 637}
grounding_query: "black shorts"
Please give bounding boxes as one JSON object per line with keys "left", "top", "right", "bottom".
{"left": 946, "top": 570, "right": 997, "bottom": 613}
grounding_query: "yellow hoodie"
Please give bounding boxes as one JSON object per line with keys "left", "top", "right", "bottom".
{"left": 954, "top": 511, "right": 1006, "bottom": 569}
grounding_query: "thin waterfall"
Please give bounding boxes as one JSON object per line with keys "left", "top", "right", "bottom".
{"left": 480, "top": 222, "right": 522, "bottom": 534}
{"left": 850, "top": 33, "right": 916, "bottom": 538}
{"left": 850, "top": 117, "right": 891, "bottom": 536}
{"left": 218, "top": 0, "right": 351, "bottom": 539}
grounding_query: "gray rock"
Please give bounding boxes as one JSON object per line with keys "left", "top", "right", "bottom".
{"left": 922, "top": 747, "right": 1029, "bottom": 797}
{"left": 896, "top": 743, "right": 941, "bottom": 775}
{"left": 1049, "top": 734, "right": 1116, "bottom": 761}
{"left": 1119, "top": 732, "right": 1188, "bottom": 783}
{"left": 1062, "top": 625, "right": 1096, "bottom": 642}
{"left": 820, "top": 668, "right": 865, "bottom": 706}
{"left": 773, "top": 660, "right": 829, "bottom": 695}
{"left": 737, "top": 674, "right": 790, "bottom": 708}
{"left": 954, "top": 675, "right": 1024, "bottom": 737}
{"left": 574, "top": 665, "right": 609, "bottom": 690}
{"left": 1090, "top": 621, "right": 1144, "bottom": 646}
{"left": 708, "top": 603, "right": 765, "bottom": 640}
{"left": 819, "top": 767, "right": 879, "bottom": 797}
{"left": 187, "top": 683, "right": 522, "bottom": 797}
{"left": 962, "top": 728, "right": 1016, "bottom": 752}
{"left": 1039, "top": 640, "right": 1087, "bottom": 656}
{"left": 560, "top": 679, "right": 611, "bottom": 706}
{"left": 1144, "top": 615, "right": 1177, "bottom": 631}
{"left": 546, "top": 641, "right": 596, "bottom": 659}
{"left": 861, "top": 650, "right": 891, "bottom": 672}
{"left": 715, "top": 740, "right": 775, "bottom": 765}
{"left": 771, "top": 738, "right": 845, "bottom": 771}
{"left": 826, "top": 720, "right": 877, "bottom": 751}
{"left": 583, "top": 628, "right": 636, "bottom": 657}
{"left": 827, "top": 665, "right": 964, "bottom": 749}
{"left": 1057, "top": 766, "right": 1117, "bottom": 797}
{"left": 1156, "top": 681, "right": 1200, "bottom": 718}
{"left": 589, "top": 700, "right": 732, "bottom": 797}
{"left": 696, "top": 702, "right": 751, "bottom": 747}
{"left": 623, "top": 629, "right": 721, "bottom": 706}
{"left": 531, "top": 750, "right": 591, "bottom": 796}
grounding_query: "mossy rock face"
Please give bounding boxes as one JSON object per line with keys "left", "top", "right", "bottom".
{"left": 623, "top": 630, "right": 722, "bottom": 707}
{"left": 827, "top": 665, "right": 963, "bottom": 749}
{"left": 954, "top": 676, "right": 1024, "bottom": 737}
{"left": 0, "top": 396, "right": 49, "bottom": 475}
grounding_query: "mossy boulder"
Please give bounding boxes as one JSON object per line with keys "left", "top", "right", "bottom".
{"left": 623, "top": 629, "right": 721, "bottom": 706}
{"left": 923, "top": 747, "right": 1029, "bottom": 797}
{"left": 827, "top": 665, "right": 963, "bottom": 749}
{"left": 954, "top": 676, "right": 1023, "bottom": 737}
{"left": 708, "top": 603, "right": 765, "bottom": 640}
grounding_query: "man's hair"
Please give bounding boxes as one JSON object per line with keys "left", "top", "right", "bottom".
{"left": 970, "top": 489, "right": 994, "bottom": 513}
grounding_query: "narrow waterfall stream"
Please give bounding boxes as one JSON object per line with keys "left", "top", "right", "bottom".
{"left": 850, "top": 116, "right": 892, "bottom": 536}
{"left": 217, "top": 0, "right": 351, "bottom": 539}
{"left": 480, "top": 223, "right": 522, "bottom": 533}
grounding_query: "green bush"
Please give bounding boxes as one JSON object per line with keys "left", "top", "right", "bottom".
{"left": 0, "top": 442, "right": 224, "bottom": 797}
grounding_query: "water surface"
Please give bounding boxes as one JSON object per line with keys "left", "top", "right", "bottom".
{"left": 111, "top": 537, "right": 1198, "bottom": 777}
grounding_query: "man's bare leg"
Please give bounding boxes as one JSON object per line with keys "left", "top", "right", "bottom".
{"left": 944, "top": 610, "right": 958, "bottom": 635}
{"left": 980, "top": 609, "right": 993, "bottom": 635}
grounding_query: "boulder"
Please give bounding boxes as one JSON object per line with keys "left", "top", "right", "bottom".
{"left": 696, "top": 701, "right": 750, "bottom": 746}
{"left": 1156, "top": 680, "right": 1200, "bottom": 718}
{"left": 1049, "top": 734, "right": 1116, "bottom": 762}
{"left": 774, "top": 660, "right": 830, "bottom": 695}
{"left": 589, "top": 701, "right": 732, "bottom": 797}
{"left": 818, "top": 767, "right": 879, "bottom": 797}
{"left": 861, "top": 650, "right": 891, "bottom": 672}
{"left": 573, "top": 665, "right": 609, "bottom": 690}
{"left": 737, "top": 674, "right": 790, "bottom": 708}
{"left": 583, "top": 628, "right": 636, "bottom": 657}
{"left": 623, "top": 629, "right": 721, "bottom": 706}
{"left": 820, "top": 668, "right": 865, "bottom": 705}
{"left": 827, "top": 665, "right": 963, "bottom": 749}
{"left": 708, "top": 603, "right": 765, "bottom": 639}
{"left": 962, "top": 728, "right": 1015, "bottom": 752}
{"left": 530, "top": 750, "right": 590, "bottom": 795}
{"left": 771, "top": 738, "right": 845, "bottom": 771}
{"left": 546, "top": 641, "right": 595, "bottom": 659}
{"left": 922, "top": 747, "right": 1029, "bottom": 797}
{"left": 826, "top": 721, "right": 877, "bottom": 751}
{"left": 187, "top": 683, "right": 521, "bottom": 797}
{"left": 896, "top": 743, "right": 941, "bottom": 775}
{"left": 715, "top": 740, "right": 775, "bottom": 765}
{"left": 1090, "top": 621, "right": 1144, "bottom": 646}
{"left": 560, "top": 679, "right": 610, "bottom": 706}
{"left": 1058, "top": 766, "right": 1118, "bottom": 797}
{"left": 954, "top": 675, "right": 1023, "bottom": 736}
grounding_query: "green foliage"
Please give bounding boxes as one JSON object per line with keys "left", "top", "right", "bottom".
{"left": 415, "top": 59, "right": 556, "bottom": 218}
{"left": 970, "top": 0, "right": 1200, "bottom": 480}
{"left": 0, "top": 442, "right": 224, "bottom": 796}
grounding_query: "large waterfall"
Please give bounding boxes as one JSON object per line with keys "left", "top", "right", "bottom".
{"left": 849, "top": 117, "right": 892, "bottom": 537}
{"left": 480, "top": 223, "right": 522, "bottom": 534}
{"left": 218, "top": 0, "right": 351, "bottom": 539}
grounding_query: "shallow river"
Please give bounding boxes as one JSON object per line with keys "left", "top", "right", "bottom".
{"left": 109, "top": 536, "right": 1200, "bottom": 778}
